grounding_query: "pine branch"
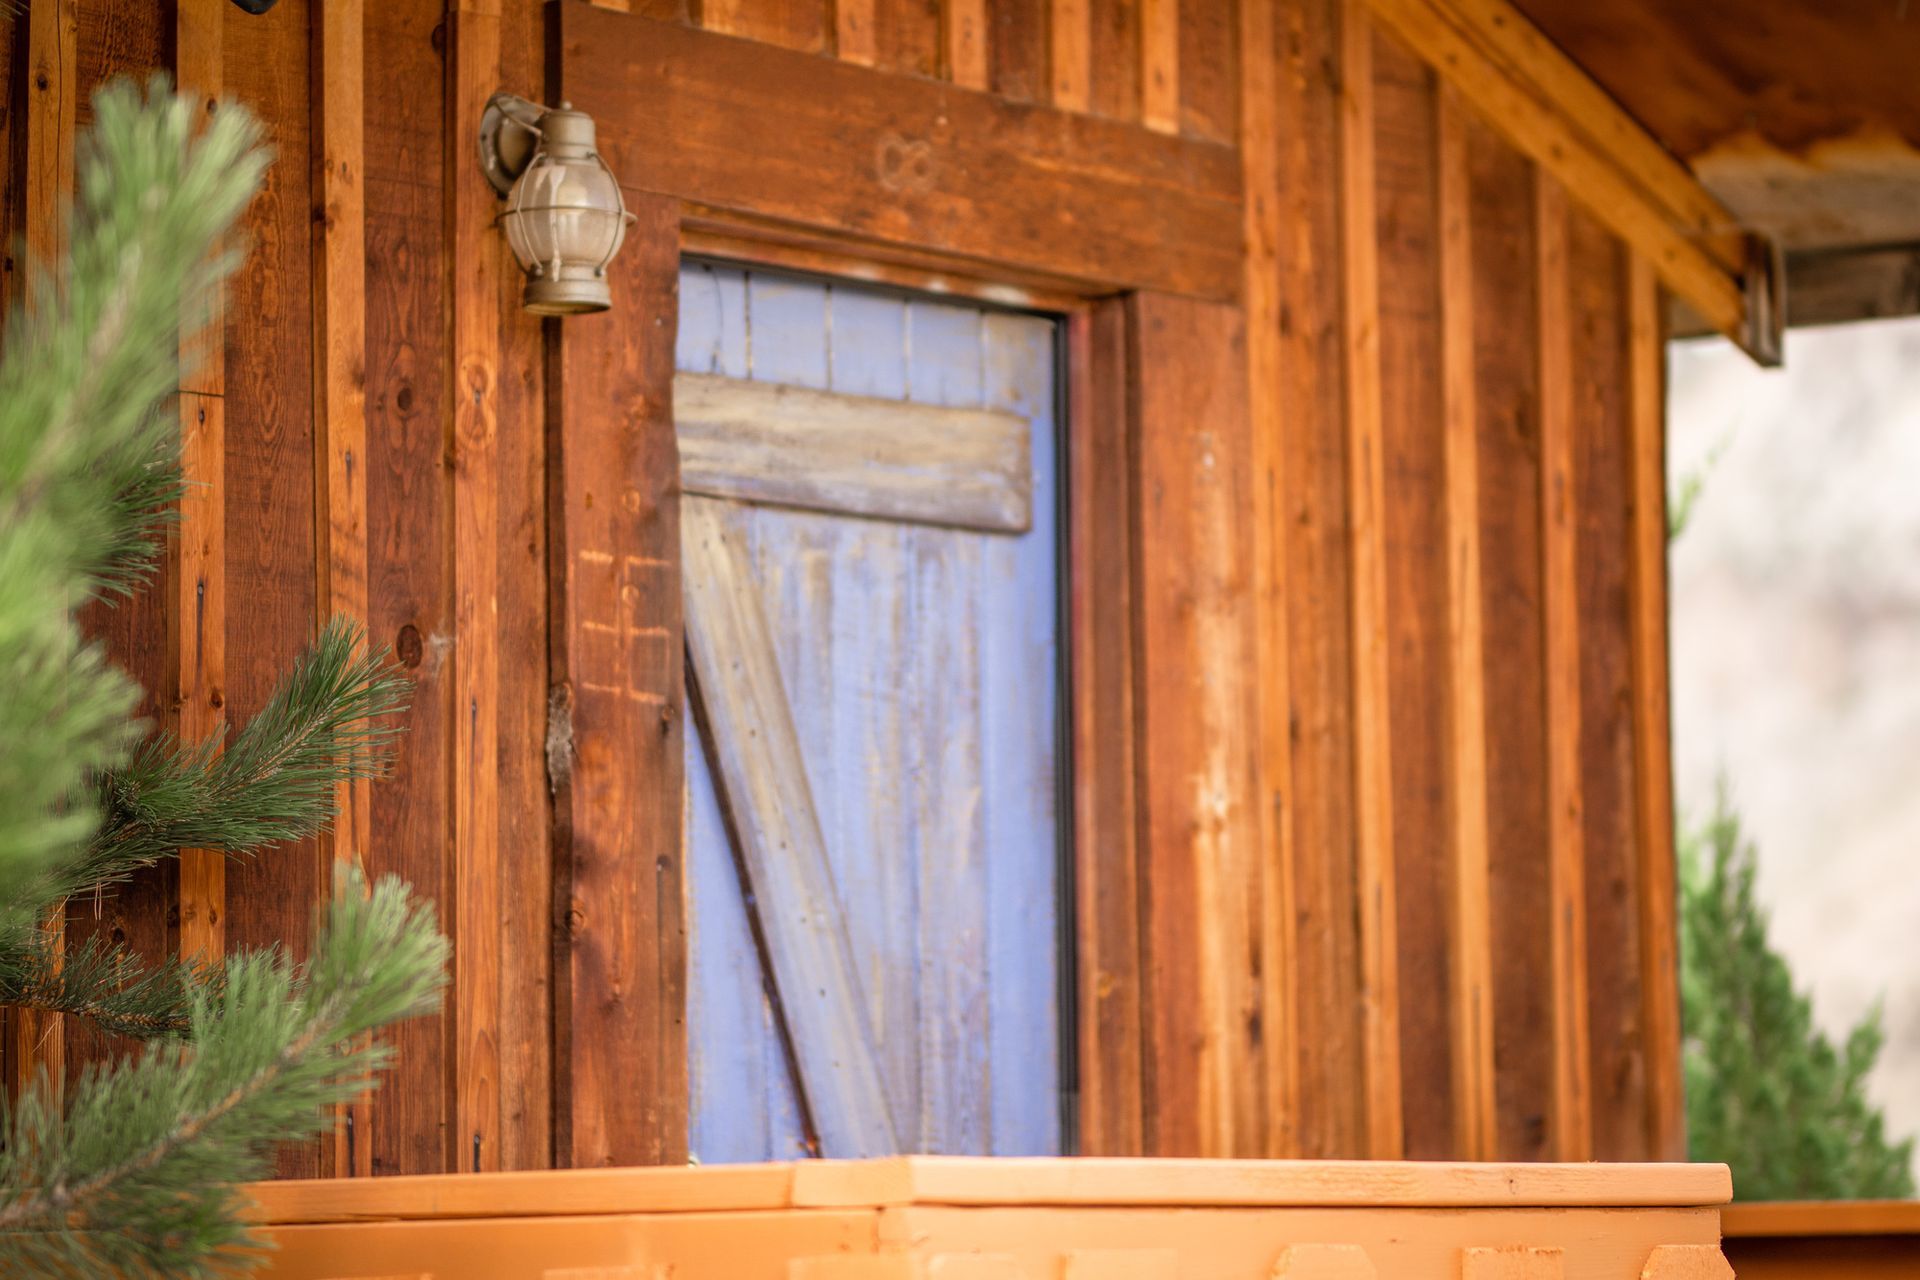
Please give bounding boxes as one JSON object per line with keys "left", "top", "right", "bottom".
{"left": 0, "top": 934, "right": 216, "bottom": 1041}
{"left": 0, "top": 866, "right": 447, "bottom": 1278}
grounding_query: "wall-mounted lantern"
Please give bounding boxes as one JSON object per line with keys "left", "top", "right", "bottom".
{"left": 477, "top": 93, "right": 634, "bottom": 316}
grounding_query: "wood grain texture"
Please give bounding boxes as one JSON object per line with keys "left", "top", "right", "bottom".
{"left": 559, "top": 5, "right": 1243, "bottom": 302}
{"left": 1179, "top": 0, "right": 1236, "bottom": 143}
{"left": 1272, "top": 0, "right": 1365, "bottom": 1161}
{"left": 547, "top": 192, "right": 687, "bottom": 1168}
{"left": 942, "top": 0, "right": 987, "bottom": 87}
{"left": 1372, "top": 27, "right": 1450, "bottom": 1162}
{"left": 674, "top": 373, "right": 1032, "bottom": 532}
{"left": 872, "top": 0, "right": 940, "bottom": 77}
{"left": 6, "top": 0, "right": 77, "bottom": 1100}
{"left": 1435, "top": 86, "right": 1496, "bottom": 1163}
{"left": 1088, "top": 0, "right": 1139, "bottom": 122}
{"left": 1337, "top": 3, "right": 1402, "bottom": 1161}
{"left": 682, "top": 496, "right": 900, "bottom": 1158}
{"left": 703, "top": 0, "right": 829, "bottom": 53}
{"left": 1533, "top": 172, "right": 1592, "bottom": 1164}
{"left": 1463, "top": 1246, "right": 1565, "bottom": 1278}
{"left": 1236, "top": 0, "right": 1297, "bottom": 1161}
{"left": 836, "top": 0, "right": 877, "bottom": 64}
{"left": 1273, "top": 1244, "right": 1378, "bottom": 1278}
{"left": 1638, "top": 1245, "right": 1734, "bottom": 1280}
{"left": 450, "top": 0, "right": 504, "bottom": 1174}
{"left": 1127, "top": 293, "right": 1264, "bottom": 1158}
{"left": 1049, "top": 0, "right": 1090, "bottom": 111}
{"left": 363, "top": 0, "right": 454, "bottom": 1174}
{"left": 309, "top": 0, "right": 368, "bottom": 1177}
{"left": 1626, "top": 254, "right": 1685, "bottom": 1162}
{"left": 1140, "top": 0, "right": 1179, "bottom": 133}
{"left": 986, "top": 0, "right": 1048, "bottom": 103}
{"left": 1070, "top": 301, "right": 1145, "bottom": 1157}
{"left": 1465, "top": 120, "right": 1552, "bottom": 1164}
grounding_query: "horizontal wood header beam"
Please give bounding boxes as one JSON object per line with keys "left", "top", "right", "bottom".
{"left": 556, "top": 1, "right": 1243, "bottom": 301}
{"left": 1364, "top": 0, "right": 1782, "bottom": 364}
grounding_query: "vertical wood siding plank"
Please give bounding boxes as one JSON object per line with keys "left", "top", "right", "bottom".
{"left": 1534, "top": 170, "right": 1593, "bottom": 1163}
{"left": 1436, "top": 86, "right": 1497, "bottom": 1163}
{"left": 1128, "top": 293, "right": 1264, "bottom": 1158}
{"left": 6, "top": 0, "right": 77, "bottom": 1100}
{"left": 874, "top": 0, "right": 941, "bottom": 78}
{"left": 1567, "top": 208, "right": 1646, "bottom": 1162}
{"left": 944, "top": 0, "right": 989, "bottom": 89}
{"left": 311, "top": 0, "right": 371, "bottom": 1178}
{"left": 548, "top": 192, "right": 687, "bottom": 1167}
{"left": 1139, "top": 0, "right": 1178, "bottom": 133}
{"left": 981, "top": 310, "right": 1062, "bottom": 1156}
{"left": 837, "top": 0, "right": 878, "bottom": 65}
{"left": 704, "top": 0, "right": 829, "bottom": 54}
{"left": 493, "top": 0, "right": 555, "bottom": 1173}
{"left": 1070, "top": 300, "right": 1145, "bottom": 1156}
{"left": 1273, "top": 0, "right": 1365, "bottom": 1160}
{"left": 364, "top": 0, "right": 455, "bottom": 1173}
{"left": 1465, "top": 119, "right": 1553, "bottom": 1163}
{"left": 1628, "top": 254, "right": 1687, "bottom": 1161}
{"left": 1049, "top": 0, "right": 1090, "bottom": 111}
{"left": 1178, "top": 0, "right": 1236, "bottom": 143}
{"left": 1089, "top": 0, "right": 1141, "bottom": 122}
{"left": 1337, "top": 1, "right": 1403, "bottom": 1161}
{"left": 449, "top": 0, "right": 503, "bottom": 1174}
{"left": 1372, "top": 28, "right": 1451, "bottom": 1161}
{"left": 1238, "top": 0, "right": 1299, "bottom": 1161}
{"left": 987, "top": 0, "right": 1048, "bottom": 103}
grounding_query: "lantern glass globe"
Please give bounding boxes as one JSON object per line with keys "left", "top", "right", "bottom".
{"left": 497, "top": 105, "right": 633, "bottom": 315}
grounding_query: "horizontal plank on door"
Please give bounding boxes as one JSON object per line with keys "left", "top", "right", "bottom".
{"left": 557, "top": 2, "right": 1243, "bottom": 301}
{"left": 682, "top": 495, "right": 901, "bottom": 1158}
{"left": 675, "top": 372, "right": 1032, "bottom": 532}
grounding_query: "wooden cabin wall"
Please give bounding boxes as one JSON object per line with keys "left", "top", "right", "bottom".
{"left": 2, "top": 0, "right": 1682, "bottom": 1171}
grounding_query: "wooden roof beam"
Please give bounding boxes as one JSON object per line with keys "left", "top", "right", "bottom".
{"left": 1364, "top": 0, "right": 1784, "bottom": 366}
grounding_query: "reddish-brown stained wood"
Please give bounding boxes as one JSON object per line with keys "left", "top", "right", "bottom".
{"left": 222, "top": 0, "right": 325, "bottom": 1179}
{"left": 987, "top": 0, "right": 1048, "bottom": 103}
{"left": 1140, "top": 0, "right": 1178, "bottom": 133}
{"left": 873, "top": 0, "right": 940, "bottom": 78}
{"left": 943, "top": 0, "right": 988, "bottom": 88}
{"left": 450, "top": 0, "right": 505, "bottom": 1175}
{"left": 1273, "top": 0, "right": 1365, "bottom": 1161}
{"left": 1565, "top": 207, "right": 1645, "bottom": 1163}
{"left": 1372, "top": 28, "right": 1451, "bottom": 1163}
{"left": 363, "top": 0, "right": 454, "bottom": 1176}
{"left": 310, "top": 0, "right": 369, "bottom": 1178}
{"left": 1089, "top": 0, "right": 1140, "bottom": 122}
{"left": 1627, "top": 253, "right": 1685, "bottom": 1162}
{"left": 1069, "top": 301, "right": 1145, "bottom": 1157}
{"left": 1338, "top": 2, "right": 1402, "bottom": 1161}
{"left": 1049, "top": 0, "right": 1090, "bottom": 112}
{"left": 559, "top": 5, "right": 1243, "bottom": 303}
{"left": 494, "top": 0, "right": 556, "bottom": 1176}
{"left": 1436, "top": 85, "right": 1497, "bottom": 1163}
{"left": 1534, "top": 172, "right": 1592, "bottom": 1164}
{"left": 546, "top": 191, "right": 686, "bottom": 1168}
{"left": 1238, "top": 0, "right": 1298, "bottom": 1160}
{"left": 1179, "top": 0, "right": 1237, "bottom": 143}
{"left": 1466, "top": 120, "right": 1552, "bottom": 1164}
{"left": 1128, "top": 293, "right": 1264, "bottom": 1159}
{"left": 837, "top": 0, "right": 878, "bottom": 64}
{"left": 702, "top": 0, "right": 829, "bottom": 53}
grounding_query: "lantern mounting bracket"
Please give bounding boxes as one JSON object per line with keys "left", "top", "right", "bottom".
{"left": 478, "top": 92, "right": 548, "bottom": 198}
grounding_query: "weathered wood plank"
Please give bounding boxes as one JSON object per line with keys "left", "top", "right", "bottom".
{"left": 681, "top": 495, "right": 900, "bottom": 1158}
{"left": 1089, "top": 0, "right": 1141, "bottom": 122}
{"left": 1273, "top": 0, "right": 1366, "bottom": 1161}
{"left": 558, "top": 4, "right": 1243, "bottom": 302}
{"left": 674, "top": 373, "right": 1032, "bottom": 533}
{"left": 1129, "top": 293, "right": 1264, "bottom": 1158}
{"left": 943, "top": 0, "right": 987, "bottom": 88}
{"left": 836, "top": 0, "right": 877, "bottom": 64}
{"left": 1627, "top": 254, "right": 1686, "bottom": 1161}
{"left": 1050, "top": 0, "right": 1091, "bottom": 111}
{"left": 364, "top": 0, "right": 455, "bottom": 1174}
{"left": 1338, "top": 2, "right": 1403, "bottom": 1161}
{"left": 1140, "top": 0, "right": 1179, "bottom": 133}
{"left": 310, "top": 0, "right": 369, "bottom": 1178}
{"left": 1373, "top": 27, "right": 1450, "bottom": 1162}
{"left": 1070, "top": 300, "right": 1145, "bottom": 1157}
{"left": 873, "top": 0, "right": 940, "bottom": 77}
{"left": 547, "top": 192, "right": 686, "bottom": 1167}
{"left": 1534, "top": 171, "right": 1593, "bottom": 1164}
{"left": 1436, "top": 85, "right": 1496, "bottom": 1163}
{"left": 1466, "top": 120, "right": 1552, "bottom": 1164}
{"left": 449, "top": 0, "right": 504, "bottom": 1175}
{"left": 1462, "top": 1246, "right": 1566, "bottom": 1278}
{"left": 703, "top": 0, "right": 829, "bottom": 53}
{"left": 1180, "top": 0, "right": 1237, "bottom": 143}
{"left": 986, "top": 0, "right": 1049, "bottom": 104}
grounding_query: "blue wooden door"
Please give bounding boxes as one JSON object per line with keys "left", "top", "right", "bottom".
{"left": 676, "top": 264, "right": 1062, "bottom": 1161}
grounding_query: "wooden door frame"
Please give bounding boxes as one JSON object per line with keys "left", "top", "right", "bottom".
{"left": 548, "top": 0, "right": 1258, "bottom": 1166}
